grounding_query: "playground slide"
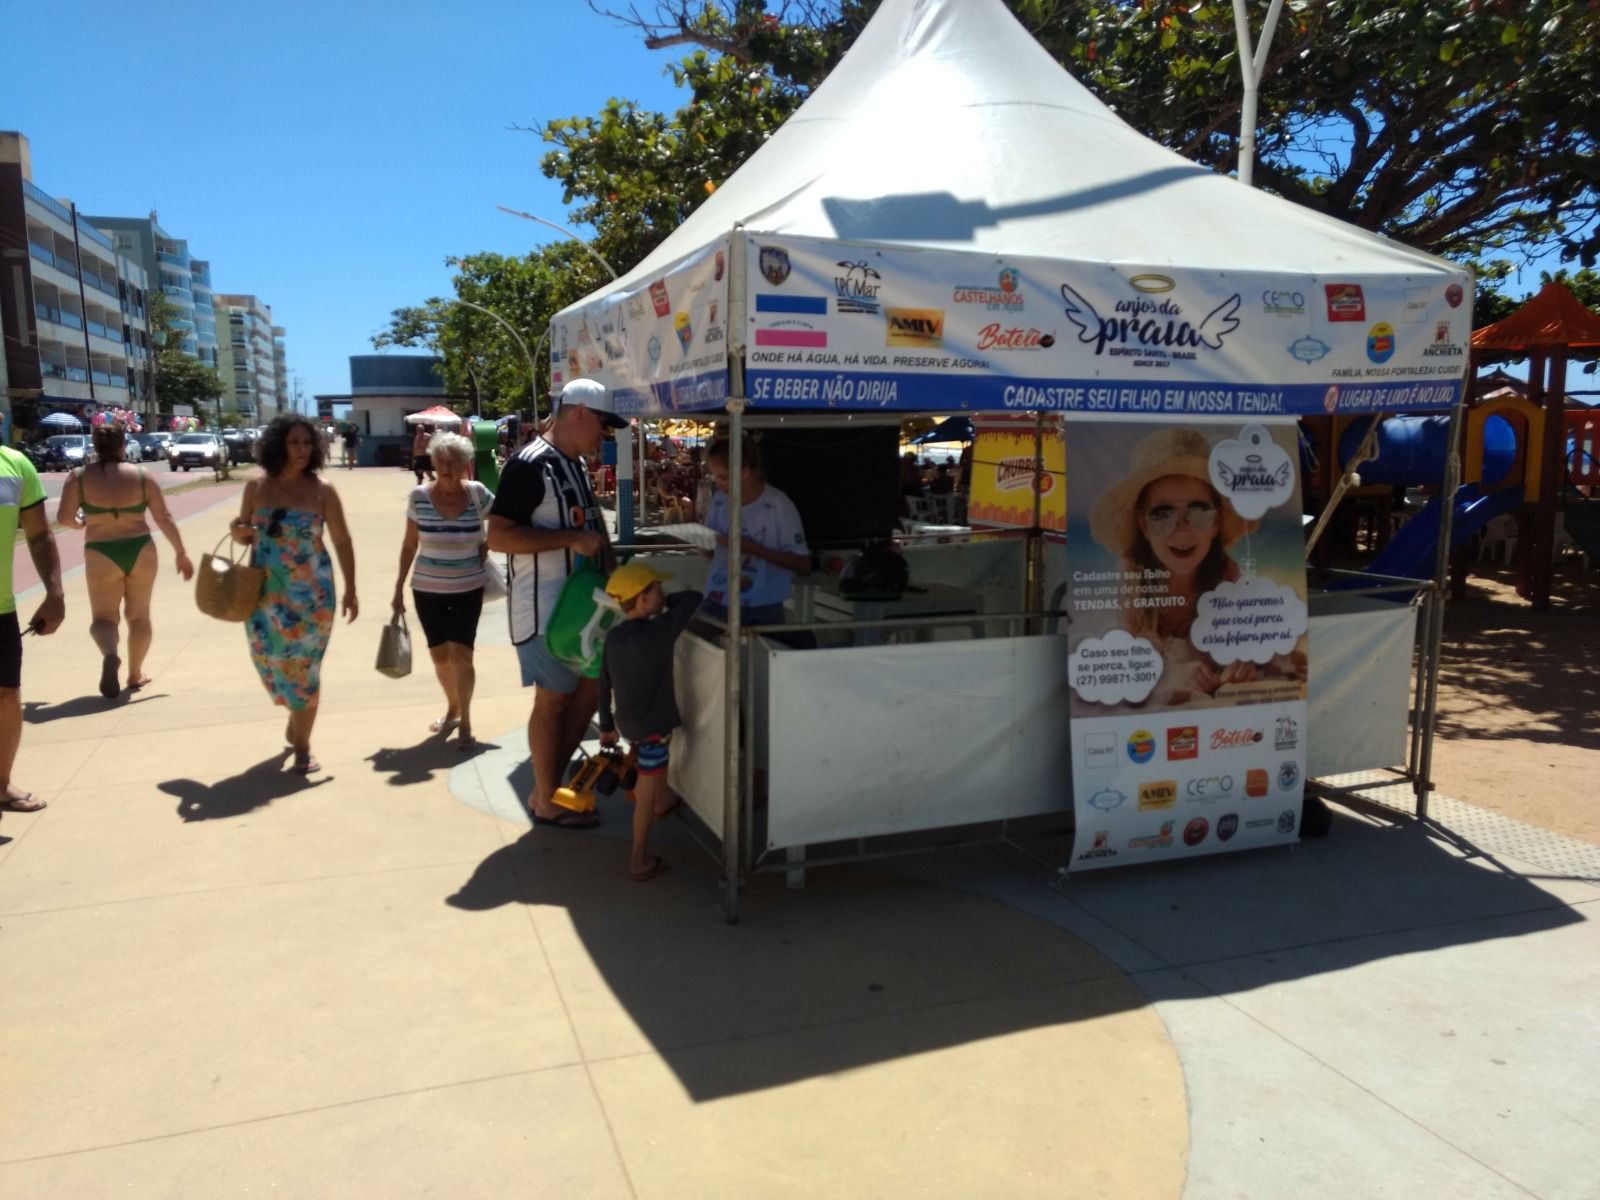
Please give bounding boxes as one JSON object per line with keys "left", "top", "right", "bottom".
{"left": 1336, "top": 483, "right": 1524, "bottom": 587}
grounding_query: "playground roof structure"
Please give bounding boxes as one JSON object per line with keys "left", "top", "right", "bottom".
{"left": 1472, "top": 280, "right": 1600, "bottom": 360}
{"left": 550, "top": 0, "right": 1472, "bottom": 420}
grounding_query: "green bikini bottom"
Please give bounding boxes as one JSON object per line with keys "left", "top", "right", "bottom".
{"left": 86, "top": 534, "right": 154, "bottom": 576}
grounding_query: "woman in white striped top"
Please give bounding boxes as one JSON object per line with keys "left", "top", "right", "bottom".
{"left": 392, "top": 432, "right": 494, "bottom": 749}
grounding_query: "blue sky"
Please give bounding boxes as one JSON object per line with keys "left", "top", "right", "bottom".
{"left": 4, "top": 0, "right": 684, "bottom": 402}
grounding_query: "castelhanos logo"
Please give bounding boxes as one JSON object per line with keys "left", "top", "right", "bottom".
{"left": 1167, "top": 726, "right": 1198, "bottom": 761}
{"left": 649, "top": 279, "right": 671, "bottom": 318}
{"left": 1138, "top": 780, "right": 1177, "bottom": 811}
{"left": 1324, "top": 283, "right": 1366, "bottom": 322}
{"left": 885, "top": 307, "right": 944, "bottom": 347}
{"left": 1212, "top": 727, "right": 1265, "bottom": 750}
{"left": 954, "top": 267, "right": 1026, "bottom": 311}
{"left": 1060, "top": 280, "right": 1240, "bottom": 362}
{"left": 1367, "top": 321, "right": 1396, "bottom": 364}
{"left": 1246, "top": 768, "right": 1269, "bottom": 797}
{"left": 1127, "top": 729, "right": 1156, "bottom": 763}
{"left": 994, "top": 456, "right": 1051, "bottom": 494}
{"left": 1183, "top": 817, "right": 1210, "bottom": 846}
{"left": 1274, "top": 715, "right": 1299, "bottom": 751}
{"left": 976, "top": 324, "right": 1055, "bottom": 351}
{"left": 1216, "top": 813, "right": 1239, "bottom": 841}
{"left": 1424, "top": 320, "right": 1464, "bottom": 359}
{"left": 833, "top": 260, "right": 882, "bottom": 315}
{"left": 1128, "top": 820, "right": 1176, "bottom": 851}
{"left": 759, "top": 246, "right": 791, "bottom": 286}
{"left": 1262, "top": 288, "right": 1306, "bottom": 317}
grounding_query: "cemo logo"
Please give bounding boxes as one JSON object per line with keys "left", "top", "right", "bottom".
{"left": 1127, "top": 729, "right": 1156, "bottom": 763}
{"left": 885, "top": 307, "right": 944, "bottom": 347}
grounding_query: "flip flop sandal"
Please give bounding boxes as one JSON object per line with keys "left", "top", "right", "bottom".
{"left": 292, "top": 754, "right": 321, "bottom": 775}
{"left": 530, "top": 809, "right": 599, "bottom": 830}
{"left": 630, "top": 855, "right": 669, "bottom": 882}
{"left": 1, "top": 793, "right": 47, "bottom": 813}
{"left": 430, "top": 715, "right": 461, "bottom": 734}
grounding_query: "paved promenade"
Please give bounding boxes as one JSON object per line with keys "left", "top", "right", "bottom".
{"left": 2, "top": 468, "right": 1596, "bottom": 1199}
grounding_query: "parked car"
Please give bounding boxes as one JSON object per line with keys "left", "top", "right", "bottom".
{"left": 42, "top": 434, "right": 89, "bottom": 470}
{"left": 135, "top": 431, "right": 174, "bottom": 462}
{"left": 170, "top": 432, "right": 227, "bottom": 472}
{"left": 222, "top": 427, "right": 259, "bottom": 465}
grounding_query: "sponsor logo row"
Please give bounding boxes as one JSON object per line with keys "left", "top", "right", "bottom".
{"left": 1087, "top": 717, "right": 1299, "bottom": 769}
{"left": 1076, "top": 806, "right": 1299, "bottom": 861}
{"left": 1082, "top": 757, "right": 1301, "bottom": 815}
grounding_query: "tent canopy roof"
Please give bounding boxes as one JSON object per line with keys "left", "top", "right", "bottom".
{"left": 1471, "top": 281, "right": 1600, "bottom": 353}
{"left": 571, "top": 0, "right": 1458, "bottom": 310}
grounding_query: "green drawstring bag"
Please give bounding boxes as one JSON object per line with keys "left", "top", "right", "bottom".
{"left": 544, "top": 557, "right": 623, "bottom": 678}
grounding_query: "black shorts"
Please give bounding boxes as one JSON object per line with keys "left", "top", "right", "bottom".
{"left": 413, "top": 453, "right": 433, "bottom": 472}
{"left": 0, "top": 611, "right": 21, "bottom": 689}
{"left": 412, "top": 588, "right": 484, "bottom": 648}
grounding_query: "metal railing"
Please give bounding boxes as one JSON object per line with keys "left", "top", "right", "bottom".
{"left": 21, "top": 180, "right": 71, "bottom": 223}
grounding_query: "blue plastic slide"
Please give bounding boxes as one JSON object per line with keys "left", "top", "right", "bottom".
{"left": 1333, "top": 483, "right": 1524, "bottom": 588}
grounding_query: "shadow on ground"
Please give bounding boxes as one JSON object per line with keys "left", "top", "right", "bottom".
{"left": 159, "top": 754, "right": 329, "bottom": 821}
{"left": 368, "top": 737, "right": 498, "bottom": 787}
{"left": 24, "top": 692, "right": 168, "bottom": 724}
{"left": 444, "top": 790, "right": 1586, "bottom": 1102}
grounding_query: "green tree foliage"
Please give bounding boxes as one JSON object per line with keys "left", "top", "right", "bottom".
{"left": 147, "top": 290, "right": 223, "bottom": 420}
{"left": 373, "top": 243, "right": 606, "bottom": 416}
{"left": 561, "top": 0, "right": 1597, "bottom": 297}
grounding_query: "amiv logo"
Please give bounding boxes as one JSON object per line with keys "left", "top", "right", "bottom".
{"left": 885, "top": 307, "right": 944, "bottom": 347}
{"left": 1139, "top": 781, "right": 1177, "bottom": 811}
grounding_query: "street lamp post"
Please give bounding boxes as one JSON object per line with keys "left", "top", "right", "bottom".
{"left": 453, "top": 299, "right": 536, "bottom": 422}
{"left": 494, "top": 207, "right": 620, "bottom": 281}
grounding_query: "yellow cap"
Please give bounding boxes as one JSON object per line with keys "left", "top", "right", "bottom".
{"left": 605, "top": 562, "right": 671, "bottom": 603}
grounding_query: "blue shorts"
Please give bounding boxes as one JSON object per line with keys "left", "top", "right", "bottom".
{"left": 635, "top": 735, "right": 670, "bottom": 776}
{"left": 516, "top": 635, "right": 581, "bottom": 693}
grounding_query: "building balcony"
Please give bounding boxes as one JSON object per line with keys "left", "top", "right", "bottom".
{"left": 35, "top": 302, "right": 84, "bottom": 331}
{"left": 156, "top": 249, "right": 189, "bottom": 268}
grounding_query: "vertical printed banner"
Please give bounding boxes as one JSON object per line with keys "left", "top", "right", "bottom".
{"left": 1065, "top": 419, "right": 1309, "bottom": 871}
{"left": 967, "top": 416, "right": 1066, "bottom": 532}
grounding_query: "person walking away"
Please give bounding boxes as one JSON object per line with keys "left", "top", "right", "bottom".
{"left": 231, "top": 416, "right": 359, "bottom": 774}
{"left": 342, "top": 423, "right": 360, "bottom": 470}
{"left": 391, "top": 431, "right": 494, "bottom": 749}
{"left": 0, "top": 444, "right": 64, "bottom": 815}
{"left": 56, "top": 420, "right": 194, "bottom": 696}
{"left": 411, "top": 424, "right": 436, "bottom": 484}
{"left": 486, "top": 378, "right": 626, "bottom": 828}
{"left": 597, "top": 564, "right": 701, "bottom": 881}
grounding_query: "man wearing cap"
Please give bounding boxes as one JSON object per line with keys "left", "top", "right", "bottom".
{"left": 487, "top": 378, "right": 627, "bottom": 827}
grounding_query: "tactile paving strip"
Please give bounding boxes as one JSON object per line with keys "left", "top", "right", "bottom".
{"left": 1316, "top": 770, "right": 1600, "bottom": 887}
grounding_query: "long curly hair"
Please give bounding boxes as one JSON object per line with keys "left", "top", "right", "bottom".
{"left": 256, "top": 415, "right": 324, "bottom": 477}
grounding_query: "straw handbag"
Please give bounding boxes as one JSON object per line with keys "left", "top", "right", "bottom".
{"left": 195, "top": 532, "right": 266, "bottom": 622}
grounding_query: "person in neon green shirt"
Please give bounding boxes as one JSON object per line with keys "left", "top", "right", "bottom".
{"left": 0, "top": 445, "right": 65, "bottom": 815}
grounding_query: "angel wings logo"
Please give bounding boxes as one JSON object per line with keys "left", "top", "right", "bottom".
{"left": 1059, "top": 282, "right": 1242, "bottom": 362}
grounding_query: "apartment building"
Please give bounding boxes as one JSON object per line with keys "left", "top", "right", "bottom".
{"left": 84, "top": 212, "right": 220, "bottom": 371}
{"left": 215, "top": 293, "right": 279, "bottom": 422}
{"left": 272, "top": 325, "right": 289, "bottom": 413}
{"left": 0, "top": 132, "right": 153, "bottom": 431}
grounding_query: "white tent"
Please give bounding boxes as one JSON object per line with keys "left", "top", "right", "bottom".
{"left": 551, "top": 0, "right": 1471, "bottom": 420}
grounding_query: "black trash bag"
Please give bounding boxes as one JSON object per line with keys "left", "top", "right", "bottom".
{"left": 838, "top": 544, "right": 909, "bottom": 601}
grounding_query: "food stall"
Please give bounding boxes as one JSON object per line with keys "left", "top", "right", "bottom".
{"left": 547, "top": 0, "right": 1471, "bottom": 918}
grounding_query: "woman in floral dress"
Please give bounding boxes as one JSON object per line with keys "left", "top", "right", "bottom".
{"left": 230, "top": 416, "right": 358, "bottom": 773}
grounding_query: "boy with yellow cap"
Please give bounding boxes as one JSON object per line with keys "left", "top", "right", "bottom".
{"left": 597, "top": 563, "right": 702, "bottom": 880}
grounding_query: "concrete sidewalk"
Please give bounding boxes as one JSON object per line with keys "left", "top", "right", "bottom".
{"left": 2, "top": 467, "right": 1596, "bottom": 1199}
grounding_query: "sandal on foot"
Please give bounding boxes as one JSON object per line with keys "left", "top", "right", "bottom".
{"left": 454, "top": 732, "right": 476, "bottom": 752}
{"left": 127, "top": 674, "right": 153, "bottom": 692}
{"left": 429, "top": 715, "right": 461, "bottom": 734}
{"left": 630, "top": 855, "right": 669, "bottom": 882}
{"left": 1, "top": 792, "right": 47, "bottom": 813}
{"left": 99, "top": 656, "right": 121, "bottom": 699}
{"left": 292, "top": 754, "right": 321, "bottom": 775}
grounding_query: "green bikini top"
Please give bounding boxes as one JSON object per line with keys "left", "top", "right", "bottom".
{"left": 78, "top": 466, "right": 148, "bottom": 516}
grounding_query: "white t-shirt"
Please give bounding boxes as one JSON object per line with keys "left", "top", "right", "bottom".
{"left": 704, "top": 483, "right": 809, "bottom": 609}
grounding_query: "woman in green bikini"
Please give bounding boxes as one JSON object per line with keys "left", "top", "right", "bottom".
{"left": 57, "top": 421, "right": 194, "bottom": 697}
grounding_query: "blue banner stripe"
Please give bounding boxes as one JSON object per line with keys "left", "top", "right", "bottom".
{"left": 755, "top": 294, "right": 829, "bottom": 315}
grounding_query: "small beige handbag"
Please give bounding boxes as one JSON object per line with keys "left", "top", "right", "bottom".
{"left": 375, "top": 613, "right": 413, "bottom": 679}
{"left": 195, "top": 533, "right": 266, "bottom": 622}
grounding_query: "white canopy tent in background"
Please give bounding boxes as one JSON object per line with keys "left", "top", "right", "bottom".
{"left": 550, "top": 0, "right": 1471, "bottom": 419}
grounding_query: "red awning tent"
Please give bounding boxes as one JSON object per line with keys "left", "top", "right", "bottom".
{"left": 403, "top": 405, "right": 463, "bottom": 426}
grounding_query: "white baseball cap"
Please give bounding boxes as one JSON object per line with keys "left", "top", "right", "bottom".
{"left": 558, "top": 378, "right": 627, "bottom": 429}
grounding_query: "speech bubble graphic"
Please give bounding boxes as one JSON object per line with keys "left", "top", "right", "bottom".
{"left": 1191, "top": 577, "right": 1309, "bottom": 664}
{"left": 1069, "top": 629, "right": 1163, "bottom": 705}
{"left": 1209, "top": 424, "right": 1295, "bottom": 520}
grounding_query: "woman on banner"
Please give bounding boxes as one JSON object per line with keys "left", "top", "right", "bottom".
{"left": 1089, "top": 428, "right": 1300, "bottom": 707}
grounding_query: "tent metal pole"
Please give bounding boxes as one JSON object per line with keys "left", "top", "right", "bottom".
{"left": 722, "top": 396, "right": 746, "bottom": 923}
{"left": 1414, "top": 387, "right": 1466, "bottom": 818}
{"left": 1230, "top": 0, "right": 1286, "bottom": 187}
{"left": 1028, "top": 413, "right": 1045, "bottom": 630}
